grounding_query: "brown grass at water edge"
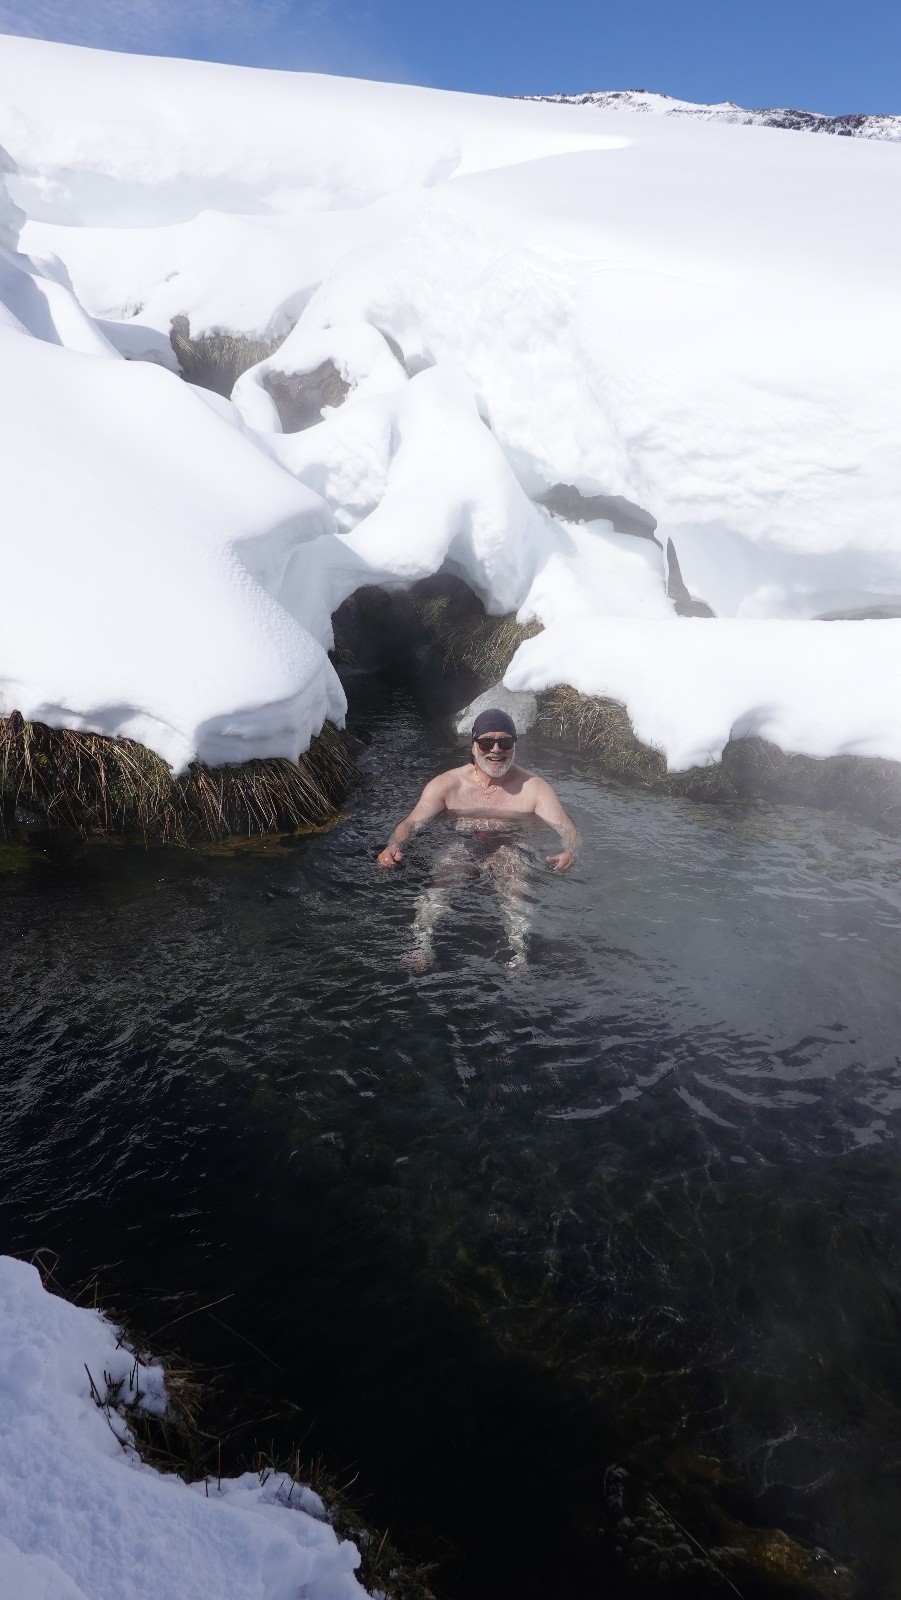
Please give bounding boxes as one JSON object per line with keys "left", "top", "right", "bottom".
{"left": 710, "top": 736, "right": 901, "bottom": 819}
{"left": 26, "top": 1250, "right": 209, "bottom": 1481}
{"left": 0, "top": 712, "right": 354, "bottom": 843}
{"left": 536, "top": 686, "right": 668, "bottom": 786}
{"left": 254, "top": 1450, "right": 438, "bottom": 1600}
{"left": 429, "top": 609, "right": 542, "bottom": 682}
{"left": 169, "top": 316, "right": 287, "bottom": 398}
{"left": 538, "top": 688, "right": 901, "bottom": 822}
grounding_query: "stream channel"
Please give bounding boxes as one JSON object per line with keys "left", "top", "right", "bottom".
{"left": 2, "top": 662, "right": 901, "bottom": 1599}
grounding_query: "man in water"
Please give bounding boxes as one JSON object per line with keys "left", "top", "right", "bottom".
{"left": 376, "top": 709, "right": 579, "bottom": 967}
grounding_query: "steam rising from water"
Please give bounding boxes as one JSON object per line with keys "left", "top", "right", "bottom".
{"left": 1, "top": 680, "right": 900, "bottom": 1594}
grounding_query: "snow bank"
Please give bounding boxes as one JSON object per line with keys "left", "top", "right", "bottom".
{"left": 0, "top": 145, "right": 345, "bottom": 770}
{"left": 508, "top": 618, "right": 901, "bottom": 770}
{"left": 0, "top": 32, "right": 900, "bottom": 772}
{"left": 293, "top": 130, "right": 900, "bottom": 622}
{"left": 0, "top": 1257, "right": 365, "bottom": 1600}
{"left": 0, "top": 304, "right": 346, "bottom": 768}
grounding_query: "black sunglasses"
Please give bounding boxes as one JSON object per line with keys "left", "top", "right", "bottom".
{"left": 474, "top": 735, "right": 515, "bottom": 752}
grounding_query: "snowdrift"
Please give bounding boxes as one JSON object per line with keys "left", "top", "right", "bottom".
{"left": 1, "top": 33, "right": 900, "bottom": 772}
{"left": 0, "top": 1257, "right": 364, "bottom": 1600}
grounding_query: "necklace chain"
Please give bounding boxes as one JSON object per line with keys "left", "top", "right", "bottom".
{"left": 474, "top": 770, "right": 502, "bottom": 796}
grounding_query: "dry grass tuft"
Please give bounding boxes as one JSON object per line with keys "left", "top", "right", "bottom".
{"left": 536, "top": 685, "right": 668, "bottom": 786}
{"left": 0, "top": 711, "right": 354, "bottom": 844}
{"left": 437, "top": 610, "right": 542, "bottom": 682}
{"left": 255, "top": 1449, "right": 438, "bottom": 1600}
{"left": 27, "top": 1251, "right": 209, "bottom": 1479}
{"left": 169, "top": 315, "right": 286, "bottom": 398}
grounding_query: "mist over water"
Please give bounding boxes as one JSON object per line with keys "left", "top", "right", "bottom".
{"left": 2, "top": 672, "right": 901, "bottom": 1597}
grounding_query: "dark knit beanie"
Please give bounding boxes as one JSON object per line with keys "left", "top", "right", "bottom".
{"left": 471, "top": 708, "right": 517, "bottom": 741}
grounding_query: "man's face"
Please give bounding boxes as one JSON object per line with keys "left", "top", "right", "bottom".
{"left": 472, "top": 731, "right": 515, "bottom": 779}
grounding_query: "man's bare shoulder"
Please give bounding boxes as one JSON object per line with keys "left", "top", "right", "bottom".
{"left": 430, "top": 764, "right": 473, "bottom": 787}
{"left": 517, "top": 771, "right": 568, "bottom": 813}
{"left": 521, "top": 771, "right": 555, "bottom": 795}
{"left": 416, "top": 765, "right": 471, "bottom": 800}
{"left": 509, "top": 767, "right": 545, "bottom": 793}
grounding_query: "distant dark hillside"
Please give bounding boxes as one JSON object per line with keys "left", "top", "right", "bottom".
{"left": 522, "top": 88, "right": 901, "bottom": 142}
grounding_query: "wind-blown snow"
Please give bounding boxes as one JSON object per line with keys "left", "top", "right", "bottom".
{"left": 0, "top": 1257, "right": 364, "bottom": 1600}
{"left": 0, "top": 31, "right": 900, "bottom": 771}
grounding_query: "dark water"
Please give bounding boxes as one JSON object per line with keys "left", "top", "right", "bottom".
{"left": 2, "top": 675, "right": 901, "bottom": 1598}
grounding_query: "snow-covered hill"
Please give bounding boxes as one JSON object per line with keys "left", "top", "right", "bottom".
{"left": 523, "top": 88, "right": 901, "bottom": 143}
{"left": 0, "top": 34, "right": 900, "bottom": 775}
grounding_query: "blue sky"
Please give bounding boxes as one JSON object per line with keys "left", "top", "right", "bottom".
{"left": 0, "top": 0, "right": 898, "bottom": 114}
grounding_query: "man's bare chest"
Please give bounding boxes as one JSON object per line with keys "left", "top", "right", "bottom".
{"left": 445, "top": 776, "right": 532, "bottom": 816}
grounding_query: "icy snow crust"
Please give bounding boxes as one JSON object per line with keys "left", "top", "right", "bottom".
{"left": 1, "top": 33, "right": 901, "bottom": 772}
{"left": 0, "top": 1258, "right": 364, "bottom": 1600}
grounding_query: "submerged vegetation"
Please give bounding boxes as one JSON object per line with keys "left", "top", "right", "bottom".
{"left": 33, "top": 1253, "right": 844, "bottom": 1600}
{"left": 0, "top": 710, "right": 354, "bottom": 844}
{"left": 603, "top": 1463, "right": 854, "bottom": 1599}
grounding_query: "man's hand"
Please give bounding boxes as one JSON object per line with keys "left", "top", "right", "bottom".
{"left": 533, "top": 780, "right": 579, "bottom": 873}
{"left": 546, "top": 850, "right": 575, "bottom": 872}
{"left": 377, "top": 778, "right": 448, "bottom": 869}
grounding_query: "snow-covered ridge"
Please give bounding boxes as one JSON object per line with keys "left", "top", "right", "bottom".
{"left": 1, "top": 33, "right": 900, "bottom": 777}
{"left": 0, "top": 1256, "right": 365, "bottom": 1600}
{"left": 522, "top": 88, "right": 901, "bottom": 143}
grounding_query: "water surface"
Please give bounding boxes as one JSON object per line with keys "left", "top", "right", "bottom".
{"left": 2, "top": 676, "right": 900, "bottom": 1598}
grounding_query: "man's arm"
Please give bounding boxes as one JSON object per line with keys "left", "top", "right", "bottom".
{"left": 377, "top": 776, "right": 449, "bottom": 867}
{"left": 531, "top": 779, "right": 580, "bottom": 871}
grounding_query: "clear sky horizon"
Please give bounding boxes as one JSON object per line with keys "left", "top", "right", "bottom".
{"left": 0, "top": 0, "right": 898, "bottom": 115}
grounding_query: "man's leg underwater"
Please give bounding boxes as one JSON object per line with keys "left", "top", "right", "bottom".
{"left": 404, "top": 842, "right": 476, "bottom": 969}
{"left": 486, "top": 845, "right": 533, "bottom": 968}
{"left": 405, "top": 885, "right": 450, "bottom": 970}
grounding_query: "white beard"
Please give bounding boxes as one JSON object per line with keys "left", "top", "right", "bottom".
{"left": 474, "top": 748, "right": 514, "bottom": 780}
